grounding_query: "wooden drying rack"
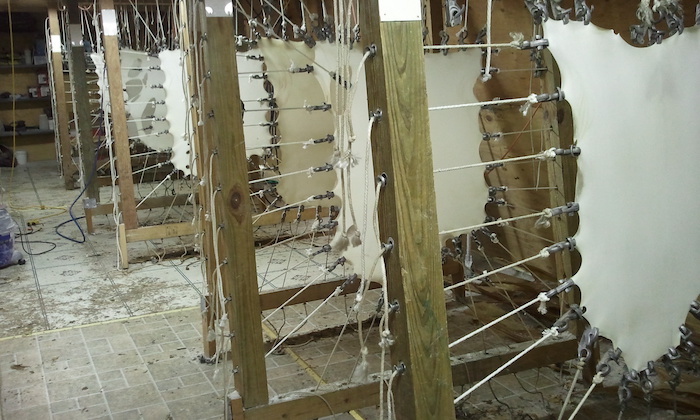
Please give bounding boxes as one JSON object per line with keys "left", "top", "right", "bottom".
{"left": 189, "top": 0, "right": 583, "bottom": 418}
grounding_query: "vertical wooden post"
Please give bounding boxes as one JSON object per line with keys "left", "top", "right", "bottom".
{"left": 204, "top": 1, "right": 269, "bottom": 408}
{"left": 181, "top": 0, "right": 217, "bottom": 357}
{"left": 66, "top": 1, "right": 99, "bottom": 200}
{"left": 99, "top": 0, "right": 138, "bottom": 230}
{"left": 362, "top": 1, "right": 456, "bottom": 419}
{"left": 540, "top": 51, "right": 574, "bottom": 280}
{"left": 48, "top": 8, "right": 77, "bottom": 189}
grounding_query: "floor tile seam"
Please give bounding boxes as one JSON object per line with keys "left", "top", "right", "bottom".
{"left": 0, "top": 306, "right": 199, "bottom": 343}
{"left": 91, "top": 249, "right": 135, "bottom": 318}
{"left": 130, "top": 332, "right": 173, "bottom": 410}
{"left": 47, "top": 398, "right": 80, "bottom": 415}
{"left": 159, "top": 385, "right": 220, "bottom": 403}
{"left": 33, "top": 335, "right": 52, "bottom": 418}
{"left": 107, "top": 402, "right": 169, "bottom": 418}
{"left": 20, "top": 211, "right": 51, "bottom": 330}
{"left": 79, "top": 328, "right": 112, "bottom": 417}
{"left": 170, "top": 262, "right": 204, "bottom": 298}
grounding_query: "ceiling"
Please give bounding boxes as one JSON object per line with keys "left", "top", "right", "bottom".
{"left": 0, "top": 0, "right": 53, "bottom": 12}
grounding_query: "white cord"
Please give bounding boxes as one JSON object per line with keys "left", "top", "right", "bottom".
{"left": 439, "top": 210, "right": 548, "bottom": 239}
{"left": 454, "top": 329, "right": 557, "bottom": 404}
{"left": 482, "top": 0, "right": 494, "bottom": 82}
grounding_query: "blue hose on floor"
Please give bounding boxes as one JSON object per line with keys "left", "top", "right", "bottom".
{"left": 55, "top": 139, "right": 104, "bottom": 244}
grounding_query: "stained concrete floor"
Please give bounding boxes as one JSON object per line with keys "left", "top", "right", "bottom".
{"left": 1, "top": 162, "right": 697, "bottom": 420}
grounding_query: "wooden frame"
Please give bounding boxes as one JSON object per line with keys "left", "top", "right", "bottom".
{"left": 184, "top": 0, "right": 582, "bottom": 418}
{"left": 47, "top": 7, "right": 78, "bottom": 189}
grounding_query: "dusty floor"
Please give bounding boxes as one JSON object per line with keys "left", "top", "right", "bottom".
{"left": 0, "top": 162, "right": 698, "bottom": 420}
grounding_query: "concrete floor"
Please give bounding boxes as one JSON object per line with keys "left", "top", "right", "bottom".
{"left": 1, "top": 162, "right": 697, "bottom": 420}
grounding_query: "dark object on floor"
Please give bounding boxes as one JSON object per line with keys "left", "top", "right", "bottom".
{"left": 0, "top": 144, "right": 17, "bottom": 167}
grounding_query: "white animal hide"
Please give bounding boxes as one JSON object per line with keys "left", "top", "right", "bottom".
{"left": 237, "top": 50, "right": 274, "bottom": 157}
{"left": 93, "top": 49, "right": 193, "bottom": 175}
{"left": 545, "top": 21, "right": 700, "bottom": 370}
{"left": 256, "top": 39, "right": 338, "bottom": 205}
{"left": 159, "top": 50, "right": 192, "bottom": 176}
{"left": 312, "top": 45, "right": 485, "bottom": 280}
{"left": 425, "top": 51, "right": 488, "bottom": 244}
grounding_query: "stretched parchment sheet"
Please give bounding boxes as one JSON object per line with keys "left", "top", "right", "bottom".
{"left": 313, "top": 44, "right": 486, "bottom": 280}
{"left": 237, "top": 49, "right": 274, "bottom": 157}
{"left": 92, "top": 50, "right": 174, "bottom": 155}
{"left": 425, "top": 51, "right": 489, "bottom": 244}
{"left": 545, "top": 21, "right": 700, "bottom": 370}
{"left": 159, "top": 50, "right": 191, "bottom": 175}
{"left": 257, "top": 39, "right": 337, "bottom": 206}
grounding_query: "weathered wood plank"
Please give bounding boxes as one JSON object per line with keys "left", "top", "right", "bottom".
{"left": 124, "top": 222, "right": 194, "bottom": 243}
{"left": 100, "top": 0, "right": 138, "bottom": 229}
{"left": 233, "top": 335, "right": 576, "bottom": 419}
{"left": 180, "top": 0, "right": 217, "bottom": 358}
{"left": 260, "top": 278, "right": 381, "bottom": 311}
{"left": 67, "top": 1, "right": 99, "bottom": 200}
{"left": 205, "top": 13, "right": 269, "bottom": 408}
{"left": 361, "top": 1, "right": 455, "bottom": 418}
{"left": 48, "top": 8, "right": 78, "bottom": 189}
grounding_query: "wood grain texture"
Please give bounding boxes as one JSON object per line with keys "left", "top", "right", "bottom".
{"left": 233, "top": 335, "right": 576, "bottom": 419}
{"left": 205, "top": 16, "right": 269, "bottom": 408}
{"left": 48, "top": 8, "right": 77, "bottom": 189}
{"left": 124, "top": 222, "right": 194, "bottom": 242}
{"left": 362, "top": 1, "right": 455, "bottom": 418}
{"left": 259, "top": 278, "right": 381, "bottom": 311}
{"left": 99, "top": 0, "right": 138, "bottom": 227}
{"left": 68, "top": 2, "right": 100, "bottom": 202}
{"left": 179, "top": 0, "right": 217, "bottom": 358}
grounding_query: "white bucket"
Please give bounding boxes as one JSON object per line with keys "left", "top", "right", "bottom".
{"left": 15, "top": 150, "right": 28, "bottom": 165}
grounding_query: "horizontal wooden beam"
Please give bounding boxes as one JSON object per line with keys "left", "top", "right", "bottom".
{"left": 260, "top": 278, "right": 381, "bottom": 311}
{"left": 253, "top": 206, "right": 331, "bottom": 226}
{"left": 86, "top": 194, "right": 195, "bottom": 217}
{"left": 124, "top": 222, "right": 194, "bottom": 242}
{"left": 231, "top": 334, "right": 577, "bottom": 419}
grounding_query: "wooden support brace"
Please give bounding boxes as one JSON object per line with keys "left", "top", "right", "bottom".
{"left": 117, "top": 223, "right": 128, "bottom": 269}
{"left": 100, "top": 0, "right": 139, "bottom": 230}
{"left": 180, "top": 0, "right": 218, "bottom": 358}
{"left": 361, "top": 1, "right": 456, "bottom": 418}
{"left": 259, "top": 278, "right": 381, "bottom": 311}
{"left": 124, "top": 222, "right": 194, "bottom": 242}
{"left": 230, "top": 334, "right": 577, "bottom": 419}
{"left": 83, "top": 193, "right": 195, "bottom": 234}
{"left": 48, "top": 8, "right": 78, "bottom": 189}
{"left": 204, "top": 9, "right": 269, "bottom": 408}
{"left": 66, "top": 1, "right": 99, "bottom": 200}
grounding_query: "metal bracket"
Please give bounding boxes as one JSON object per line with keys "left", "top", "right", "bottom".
{"left": 313, "top": 163, "right": 334, "bottom": 173}
{"left": 290, "top": 64, "right": 314, "bottom": 74}
{"left": 393, "top": 362, "right": 407, "bottom": 375}
{"left": 690, "top": 300, "right": 700, "bottom": 320}
{"left": 534, "top": 87, "right": 565, "bottom": 103}
{"left": 482, "top": 132, "right": 502, "bottom": 141}
{"left": 377, "top": 172, "right": 389, "bottom": 187}
{"left": 524, "top": 0, "right": 549, "bottom": 24}
{"left": 312, "top": 190, "right": 335, "bottom": 200}
{"left": 553, "top": 145, "right": 581, "bottom": 157}
{"left": 383, "top": 237, "right": 395, "bottom": 253}
{"left": 326, "top": 256, "right": 347, "bottom": 273}
{"left": 340, "top": 273, "right": 359, "bottom": 290}
{"left": 306, "top": 102, "right": 332, "bottom": 112}
{"left": 546, "top": 237, "right": 577, "bottom": 254}
{"left": 550, "top": 202, "right": 579, "bottom": 217}
{"left": 520, "top": 35, "right": 549, "bottom": 51}
{"left": 577, "top": 327, "right": 599, "bottom": 361}
{"left": 545, "top": 278, "right": 575, "bottom": 299}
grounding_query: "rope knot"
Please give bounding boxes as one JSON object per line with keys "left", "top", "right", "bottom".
{"left": 537, "top": 292, "right": 550, "bottom": 314}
